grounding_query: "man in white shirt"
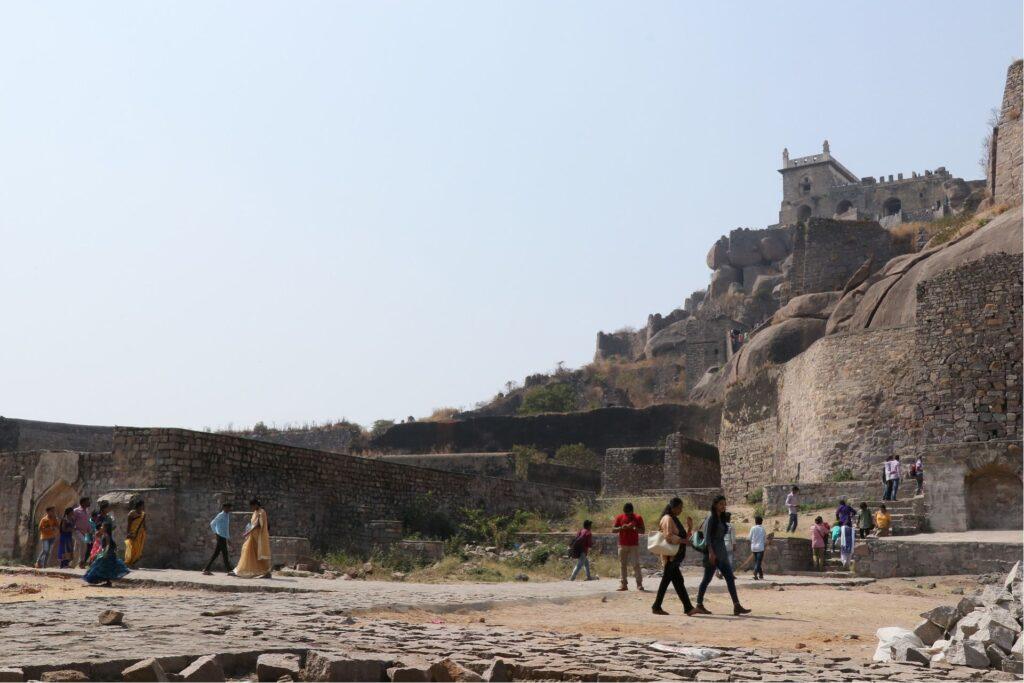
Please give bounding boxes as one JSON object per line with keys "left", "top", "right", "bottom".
{"left": 887, "top": 456, "right": 902, "bottom": 500}
{"left": 749, "top": 516, "right": 767, "bottom": 580}
{"left": 785, "top": 486, "right": 799, "bottom": 533}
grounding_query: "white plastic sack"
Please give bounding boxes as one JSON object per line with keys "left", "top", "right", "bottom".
{"left": 873, "top": 627, "right": 924, "bottom": 662}
{"left": 649, "top": 642, "right": 724, "bottom": 661}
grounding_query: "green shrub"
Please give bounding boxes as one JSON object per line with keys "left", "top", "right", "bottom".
{"left": 400, "top": 492, "right": 456, "bottom": 539}
{"left": 829, "top": 469, "right": 855, "bottom": 482}
{"left": 371, "top": 419, "right": 395, "bottom": 439}
{"left": 512, "top": 444, "right": 547, "bottom": 479}
{"left": 458, "top": 508, "right": 530, "bottom": 549}
{"left": 745, "top": 489, "right": 764, "bottom": 504}
{"left": 518, "top": 382, "right": 577, "bottom": 415}
{"left": 553, "top": 443, "right": 598, "bottom": 470}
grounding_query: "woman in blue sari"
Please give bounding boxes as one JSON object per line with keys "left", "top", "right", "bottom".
{"left": 83, "top": 521, "right": 130, "bottom": 587}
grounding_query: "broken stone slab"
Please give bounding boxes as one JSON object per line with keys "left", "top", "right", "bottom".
{"left": 1003, "top": 657, "right": 1024, "bottom": 675}
{"left": 98, "top": 609, "right": 125, "bottom": 626}
{"left": 0, "top": 670, "right": 23, "bottom": 683}
{"left": 121, "top": 659, "right": 169, "bottom": 683}
{"left": 256, "top": 654, "right": 300, "bottom": 683}
{"left": 1013, "top": 634, "right": 1023, "bottom": 660}
{"left": 921, "top": 604, "right": 960, "bottom": 631}
{"left": 429, "top": 658, "right": 484, "bottom": 682}
{"left": 945, "top": 638, "right": 989, "bottom": 669}
{"left": 177, "top": 655, "right": 225, "bottom": 683}
{"left": 1003, "top": 560, "right": 1021, "bottom": 593}
{"left": 913, "top": 618, "right": 945, "bottom": 645}
{"left": 387, "top": 665, "right": 430, "bottom": 682}
{"left": 987, "top": 643, "right": 1010, "bottom": 669}
{"left": 956, "top": 594, "right": 986, "bottom": 619}
{"left": 482, "top": 659, "right": 511, "bottom": 682}
{"left": 303, "top": 651, "right": 390, "bottom": 682}
{"left": 39, "top": 672, "right": 89, "bottom": 682}
{"left": 891, "top": 642, "right": 930, "bottom": 667}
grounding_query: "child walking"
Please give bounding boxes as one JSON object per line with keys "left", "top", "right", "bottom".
{"left": 35, "top": 506, "right": 59, "bottom": 568}
{"left": 58, "top": 507, "right": 76, "bottom": 568}
{"left": 748, "top": 516, "right": 766, "bottom": 580}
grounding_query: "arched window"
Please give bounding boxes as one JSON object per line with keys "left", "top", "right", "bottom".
{"left": 799, "top": 176, "right": 812, "bottom": 195}
{"left": 797, "top": 205, "right": 812, "bottom": 221}
{"left": 836, "top": 199, "right": 853, "bottom": 215}
{"left": 883, "top": 197, "right": 902, "bottom": 216}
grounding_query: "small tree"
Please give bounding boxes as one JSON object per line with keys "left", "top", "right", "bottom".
{"left": 553, "top": 443, "right": 599, "bottom": 470}
{"left": 512, "top": 444, "right": 547, "bottom": 479}
{"left": 518, "top": 383, "right": 577, "bottom": 415}
{"left": 371, "top": 419, "right": 395, "bottom": 439}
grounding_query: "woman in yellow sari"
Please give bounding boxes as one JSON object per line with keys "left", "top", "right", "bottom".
{"left": 232, "top": 498, "right": 272, "bottom": 578}
{"left": 123, "top": 500, "right": 147, "bottom": 567}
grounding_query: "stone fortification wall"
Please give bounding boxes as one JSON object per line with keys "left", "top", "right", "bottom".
{"left": 762, "top": 480, "right": 880, "bottom": 515}
{"left": 993, "top": 60, "right": 1023, "bottom": 207}
{"left": 1, "top": 430, "right": 590, "bottom": 567}
{"left": 785, "top": 218, "right": 898, "bottom": 302}
{"left": 0, "top": 417, "right": 113, "bottom": 453}
{"left": 663, "top": 433, "right": 721, "bottom": 490}
{"left": 601, "top": 448, "right": 664, "bottom": 496}
{"left": 373, "top": 404, "right": 720, "bottom": 456}
{"left": 924, "top": 440, "right": 1022, "bottom": 533}
{"left": 232, "top": 426, "right": 358, "bottom": 455}
{"left": 915, "top": 253, "right": 1023, "bottom": 444}
{"left": 719, "top": 325, "right": 918, "bottom": 499}
{"left": 602, "top": 435, "right": 719, "bottom": 495}
{"left": 854, "top": 537, "right": 1022, "bottom": 578}
{"left": 379, "top": 452, "right": 600, "bottom": 493}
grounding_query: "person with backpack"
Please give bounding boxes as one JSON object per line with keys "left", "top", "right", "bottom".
{"left": 651, "top": 497, "right": 695, "bottom": 616}
{"left": 694, "top": 495, "right": 751, "bottom": 616}
{"left": 567, "top": 520, "right": 595, "bottom": 581}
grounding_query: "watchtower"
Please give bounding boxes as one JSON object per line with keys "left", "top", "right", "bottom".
{"left": 778, "top": 140, "right": 859, "bottom": 224}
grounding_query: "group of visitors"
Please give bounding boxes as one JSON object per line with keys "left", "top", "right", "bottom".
{"left": 882, "top": 455, "right": 924, "bottom": 500}
{"left": 807, "top": 498, "right": 895, "bottom": 570}
{"left": 33, "top": 496, "right": 274, "bottom": 584}
{"left": 729, "top": 329, "right": 748, "bottom": 353}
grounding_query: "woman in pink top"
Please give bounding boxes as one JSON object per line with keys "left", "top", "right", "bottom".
{"left": 810, "top": 516, "right": 830, "bottom": 571}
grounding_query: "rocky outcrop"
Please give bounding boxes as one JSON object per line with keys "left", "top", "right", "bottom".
{"left": 828, "top": 205, "right": 1023, "bottom": 334}
{"left": 734, "top": 318, "right": 826, "bottom": 379}
{"left": 772, "top": 292, "right": 842, "bottom": 324}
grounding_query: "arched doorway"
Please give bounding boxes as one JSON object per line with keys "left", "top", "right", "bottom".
{"left": 883, "top": 197, "right": 902, "bottom": 216}
{"left": 835, "top": 199, "right": 854, "bottom": 215}
{"left": 797, "top": 205, "right": 812, "bottom": 221}
{"left": 966, "top": 465, "right": 1023, "bottom": 529}
{"left": 30, "top": 479, "right": 79, "bottom": 564}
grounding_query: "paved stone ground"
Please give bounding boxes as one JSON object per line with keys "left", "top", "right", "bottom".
{"left": 0, "top": 568, "right": 1012, "bottom": 681}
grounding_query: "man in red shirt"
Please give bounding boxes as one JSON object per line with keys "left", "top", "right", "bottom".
{"left": 613, "top": 503, "right": 646, "bottom": 591}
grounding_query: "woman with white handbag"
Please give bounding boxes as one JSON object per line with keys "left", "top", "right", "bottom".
{"left": 649, "top": 497, "right": 696, "bottom": 616}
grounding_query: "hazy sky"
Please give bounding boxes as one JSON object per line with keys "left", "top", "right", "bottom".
{"left": 2, "top": 2, "right": 1020, "bottom": 430}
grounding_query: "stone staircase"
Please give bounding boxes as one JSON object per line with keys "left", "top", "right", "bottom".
{"left": 861, "top": 495, "right": 926, "bottom": 536}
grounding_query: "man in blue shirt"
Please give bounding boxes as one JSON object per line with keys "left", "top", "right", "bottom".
{"left": 202, "top": 503, "right": 233, "bottom": 575}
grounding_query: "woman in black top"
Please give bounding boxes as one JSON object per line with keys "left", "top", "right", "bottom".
{"left": 696, "top": 495, "right": 751, "bottom": 616}
{"left": 651, "top": 497, "right": 696, "bottom": 616}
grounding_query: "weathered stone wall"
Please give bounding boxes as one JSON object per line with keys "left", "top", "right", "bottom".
{"left": 681, "top": 316, "right": 744, "bottom": 390}
{"left": 762, "top": 480, "right": 881, "bottom": 515}
{"left": 786, "top": 218, "right": 899, "bottom": 302}
{"left": 663, "top": 433, "right": 721, "bottom": 490}
{"left": 0, "top": 417, "right": 113, "bottom": 453}
{"left": 373, "top": 404, "right": 720, "bottom": 456}
{"left": 993, "top": 60, "right": 1023, "bottom": 207}
{"left": 601, "top": 448, "right": 664, "bottom": 496}
{"left": 377, "top": 452, "right": 515, "bottom": 478}
{"left": 923, "top": 440, "right": 1022, "bottom": 532}
{"left": 231, "top": 426, "right": 358, "bottom": 455}
{"left": 915, "top": 253, "right": 1023, "bottom": 444}
{"left": 853, "top": 537, "right": 1022, "bottom": 578}
{"left": 525, "top": 461, "right": 601, "bottom": 493}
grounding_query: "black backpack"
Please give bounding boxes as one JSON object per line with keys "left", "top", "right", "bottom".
{"left": 568, "top": 532, "right": 586, "bottom": 559}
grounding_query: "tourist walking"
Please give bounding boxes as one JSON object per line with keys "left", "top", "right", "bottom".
{"left": 838, "top": 521, "right": 855, "bottom": 569}
{"left": 58, "top": 507, "right": 75, "bottom": 568}
{"left": 885, "top": 456, "right": 902, "bottom": 501}
{"left": 695, "top": 496, "right": 750, "bottom": 616}
{"left": 651, "top": 497, "right": 695, "bottom": 616}
{"left": 568, "top": 520, "right": 595, "bottom": 581}
{"left": 748, "top": 515, "right": 766, "bottom": 580}
{"left": 35, "top": 506, "right": 59, "bottom": 568}
{"left": 233, "top": 499, "right": 272, "bottom": 579}
{"left": 203, "top": 502, "right": 234, "bottom": 575}
{"left": 83, "top": 521, "right": 131, "bottom": 587}
{"left": 857, "top": 502, "right": 874, "bottom": 539}
{"left": 612, "top": 503, "right": 645, "bottom": 591}
{"left": 785, "top": 486, "right": 799, "bottom": 533}
{"left": 835, "top": 499, "right": 856, "bottom": 527}
{"left": 912, "top": 456, "right": 924, "bottom": 495}
{"left": 881, "top": 455, "right": 893, "bottom": 500}
{"left": 873, "top": 504, "right": 892, "bottom": 537}
{"left": 717, "top": 511, "right": 736, "bottom": 580}
{"left": 811, "top": 516, "right": 829, "bottom": 571}
{"left": 123, "top": 500, "right": 147, "bottom": 568}
{"left": 72, "top": 497, "right": 92, "bottom": 568}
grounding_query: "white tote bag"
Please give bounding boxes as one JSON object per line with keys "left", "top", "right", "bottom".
{"left": 647, "top": 530, "right": 680, "bottom": 557}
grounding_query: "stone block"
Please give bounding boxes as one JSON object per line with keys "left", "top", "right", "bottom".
{"left": 921, "top": 604, "right": 960, "bottom": 631}
{"left": 483, "top": 659, "right": 512, "bottom": 682}
{"left": 709, "top": 266, "right": 739, "bottom": 298}
{"left": 760, "top": 235, "right": 788, "bottom": 262}
{"left": 387, "top": 666, "right": 430, "bottom": 682}
{"left": 121, "top": 659, "right": 169, "bottom": 683}
{"left": 913, "top": 619, "right": 945, "bottom": 646}
{"left": 178, "top": 655, "right": 225, "bottom": 683}
{"left": 988, "top": 643, "right": 1010, "bottom": 669}
{"left": 429, "top": 658, "right": 484, "bottom": 682}
{"left": 892, "top": 642, "right": 931, "bottom": 667}
{"left": 946, "top": 637, "right": 990, "bottom": 669}
{"left": 0, "top": 670, "right": 23, "bottom": 683}
{"left": 256, "top": 654, "right": 300, "bottom": 682}
{"left": 957, "top": 595, "right": 986, "bottom": 618}
{"left": 98, "top": 609, "right": 124, "bottom": 626}
{"left": 40, "top": 672, "right": 89, "bottom": 682}
{"left": 304, "top": 651, "right": 390, "bottom": 682}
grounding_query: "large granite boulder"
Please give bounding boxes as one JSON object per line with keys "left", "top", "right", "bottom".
{"left": 709, "top": 266, "right": 740, "bottom": 298}
{"left": 827, "top": 206, "right": 1023, "bottom": 334}
{"left": 707, "top": 237, "right": 730, "bottom": 269}
{"left": 644, "top": 320, "right": 688, "bottom": 358}
{"left": 773, "top": 292, "right": 842, "bottom": 323}
{"left": 734, "top": 318, "right": 826, "bottom": 378}
{"left": 760, "top": 235, "right": 788, "bottom": 262}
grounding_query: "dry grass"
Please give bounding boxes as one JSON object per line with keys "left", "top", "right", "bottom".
{"left": 422, "top": 407, "right": 460, "bottom": 422}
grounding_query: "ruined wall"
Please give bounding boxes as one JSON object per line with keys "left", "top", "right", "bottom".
{"left": 373, "top": 404, "right": 720, "bottom": 456}
{"left": 915, "top": 253, "right": 1023, "bottom": 444}
{"left": 663, "top": 433, "right": 720, "bottom": 490}
{"left": 601, "top": 448, "right": 664, "bottom": 496}
{"left": 925, "top": 440, "right": 1022, "bottom": 533}
{"left": 993, "top": 60, "right": 1023, "bottom": 207}
{"left": 378, "top": 453, "right": 515, "bottom": 478}
{"left": 786, "top": 218, "right": 898, "bottom": 302}
{"left": 232, "top": 426, "right": 358, "bottom": 455}
{"left": 0, "top": 417, "right": 113, "bottom": 453}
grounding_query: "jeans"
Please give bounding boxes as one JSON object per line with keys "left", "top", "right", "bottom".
{"left": 653, "top": 560, "right": 693, "bottom": 612}
{"left": 36, "top": 538, "right": 56, "bottom": 567}
{"left": 889, "top": 478, "right": 900, "bottom": 500}
{"left": 618, "top": 545, "right": 643, "bottom": 587}
{"left": 786, "top": 513, "right": 798, "bottom": 532}
{"left": 915, "top": 473, "right": 924, "bottom": 495}
{"left": 204, "top": 536, "right": 232, "bottom": 573}
{"left": 697, "top": 555, "right": 739, "bottom": 605}
{"left": 752, "top": 551, "right": 764, "bottom": 578}
{"left": 58, "top": 532, "right": 74, "bottom": 568}
{"left": 569, "top": 554, "right": 591, "bottom": 581}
